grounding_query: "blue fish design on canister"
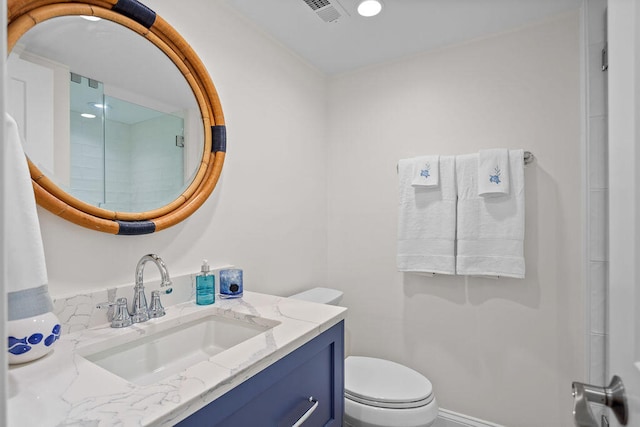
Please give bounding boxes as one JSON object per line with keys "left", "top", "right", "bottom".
{"left": 45, "top": 324, "right": 62, "bottom": 347}
{"left": 9, "top": 344, "right": 32, "bottom": 355}
{"left": 8, "top": 336, "right": 27, "bottom": 347}
{"left": 28, "top": 333, "right": 44, "bottom": 345}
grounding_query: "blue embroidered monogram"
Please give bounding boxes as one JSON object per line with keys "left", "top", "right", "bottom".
{"left": 478, "top": 149, "right": 510, "bottom": 195}
{"left": 420, "top": 163, "right": 431, "bottom": 179}
{"left": 410, "top": 155, "right": 440, "bottom": 187}
{"left": 489, "top": 166, "right": 502, "bottom": 184}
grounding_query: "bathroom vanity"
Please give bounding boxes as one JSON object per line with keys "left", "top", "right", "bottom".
{"left": 7, "top": 287, "right": 346, "bottom": 426}
{"left": 178, "top": 321, "right": 343, "bottom": 426}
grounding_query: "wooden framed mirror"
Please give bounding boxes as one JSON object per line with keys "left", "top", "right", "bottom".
{"left": 7, "top": 0, "right": 226, "bottom": 234}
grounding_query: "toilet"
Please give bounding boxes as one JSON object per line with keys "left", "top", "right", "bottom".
{"left": 290, "top": 288, "right": 438, "bottom": 427}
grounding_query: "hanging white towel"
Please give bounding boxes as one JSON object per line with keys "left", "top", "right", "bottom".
{"left": 477, "top": 148, "right": 510, "bottom": 196}
{"left": 456, "top": 149, "right": 525, "bottom": 278}
{"left": 5, "top": 113, "right": 54, "bottom": 321}
{"left": 411, "top": 155, "right": 440, "bottom": 187}
{"left": 397, "top": 155, "right": 456, "bottom": 275}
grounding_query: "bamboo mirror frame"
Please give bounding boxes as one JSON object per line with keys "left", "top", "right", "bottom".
{"left": 7, "top": 0, "right": 226, "bottom": 235}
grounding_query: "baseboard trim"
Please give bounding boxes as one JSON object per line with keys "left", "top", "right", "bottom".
{"left": 437, "top": 408, "right": 504, "bottom": 427}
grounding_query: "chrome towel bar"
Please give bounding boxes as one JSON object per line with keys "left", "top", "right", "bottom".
{"left": 396, "top": 150, "right": 535, "bottom": 172}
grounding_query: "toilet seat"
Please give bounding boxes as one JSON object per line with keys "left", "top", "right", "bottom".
{"left": 345, "top": 356, "right": 434, "bottom": 409}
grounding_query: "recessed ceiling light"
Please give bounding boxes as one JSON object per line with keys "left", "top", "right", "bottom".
{"left": 81, "top": 15, "right": 101, "bottom": 22}
{"left": 357, "top": 0, "right": 383, "bottom": 17}
{"left": 81, "top": 113, "right": 97, "bottom": 119}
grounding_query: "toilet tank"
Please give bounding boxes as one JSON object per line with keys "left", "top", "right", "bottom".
{"left": 289, "top": 287, "right": 343, "bottom": 305}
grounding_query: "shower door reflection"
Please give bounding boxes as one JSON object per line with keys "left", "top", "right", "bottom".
{"left": 70, "top": 74, "right": 186, "bottom": 212}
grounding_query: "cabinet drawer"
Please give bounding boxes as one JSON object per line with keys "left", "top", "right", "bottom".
{"left": 177, "top": 321, "right": 344, "bottom": 427}
{"left": 219, "top": 343, "right": 333, "bottom": 426}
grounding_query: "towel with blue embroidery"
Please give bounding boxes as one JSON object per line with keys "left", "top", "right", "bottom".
{"left": 456, "top": 150, "right": 525, "bottom": 278}
{"left": 411, "top": 155, "right": 440, "bottom": 187}
{"left": 477, "top": 149, "right": 509, "bottom": 196}
{"left": 397, "top": 155, "right": 456, "bottom": 275}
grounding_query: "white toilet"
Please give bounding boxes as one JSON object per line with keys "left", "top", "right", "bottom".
{"left": 290, "top": 288, "right": 439, "bottom": 427}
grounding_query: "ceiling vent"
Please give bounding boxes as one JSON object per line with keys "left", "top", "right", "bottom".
{"left": 302, "top": 0, "right": 349, "bottom": 23}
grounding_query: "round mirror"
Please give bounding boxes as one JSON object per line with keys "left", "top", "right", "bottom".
{"left": 7, "top": 0, "right": 226, "bottom": 235}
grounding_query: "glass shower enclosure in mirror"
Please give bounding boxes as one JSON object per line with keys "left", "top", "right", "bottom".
{"left": 69, "top": 73, "right": 190, "bottom": 212}
{"left": 7, "top": 15, "right": 203, "bottom": 213}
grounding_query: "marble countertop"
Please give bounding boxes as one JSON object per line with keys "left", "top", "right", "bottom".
{"left": 7, "top": 291, "right": 346, "bottom": 426}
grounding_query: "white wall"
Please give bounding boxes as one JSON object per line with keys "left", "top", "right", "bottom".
{"left": 608, "top": 0, "right": 640, "bottom": 424}
{"left": 40, "top": 0, "right": 329, "bottom": 299}
{"left": 326, "top": 12, "right": 584, "bottom": 427}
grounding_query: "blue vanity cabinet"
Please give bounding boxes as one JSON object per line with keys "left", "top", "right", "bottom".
{"left": 177, "top": 321, "right": 344, "bottom": 427}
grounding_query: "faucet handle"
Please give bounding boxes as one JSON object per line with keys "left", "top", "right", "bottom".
{"left": 96, "top": 297, "right": 133, "bottom": 328}
{"left": 148, "top": 290, "right": 166, "bottom": 318}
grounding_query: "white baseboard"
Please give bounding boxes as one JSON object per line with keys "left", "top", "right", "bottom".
{"left": 435, "top": 408, "right": 504, "bottom": 427}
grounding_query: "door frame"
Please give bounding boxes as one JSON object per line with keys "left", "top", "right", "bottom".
{"left": 1, "top": 0, "right": 8, "bottom": 423}
{"left": 608, "top": 0, "right": 640, "bottom": 425}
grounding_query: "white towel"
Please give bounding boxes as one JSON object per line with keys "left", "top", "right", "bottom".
{"left": 397, "top": 155, "right": 456, "bottom": 275}
{"left": 477, "top": 148, "right": 510, "bottom": 196}
{"left": 456, "top": 149, "right": 525, "bottom": 278}
{"left": 5, "top": 113, "right": 53, "bottom": 321}
{"left": 411, "top": 155, "right": 440, "bottom": 187}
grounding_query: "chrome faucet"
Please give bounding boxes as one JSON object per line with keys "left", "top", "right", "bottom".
{"left": 132, "top": 254, "right": 172, "bottom": 323}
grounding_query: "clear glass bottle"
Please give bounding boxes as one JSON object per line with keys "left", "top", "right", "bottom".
{"left": 196, "top": 260, "right": 215, "bottom": 305}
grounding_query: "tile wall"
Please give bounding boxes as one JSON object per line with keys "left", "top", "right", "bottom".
{"left": 586, "top": 0, "right": 608, "bottom": 388}
{"left": 70, "top": 113, "right": 105, "bottom": 205}
{"left": 103, "top": 120, "right": 133, "bottom": 211}
{"left": 130, "top": 114, "right": 185, "bottom": 212}
{"left": 70, "top": 115, "right": 184, "bottom": 212}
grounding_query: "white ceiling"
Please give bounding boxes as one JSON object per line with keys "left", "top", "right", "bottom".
{"left": 224, "top": 0, "right": 584, "bottom": 74}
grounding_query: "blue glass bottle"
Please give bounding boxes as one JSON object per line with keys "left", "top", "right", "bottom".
{"left": 196, "top": 260, "right": 215, "bottom": 305}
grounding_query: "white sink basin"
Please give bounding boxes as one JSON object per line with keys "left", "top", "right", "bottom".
{"left": 81, "top": 315, "right": 274, "bottom": 386}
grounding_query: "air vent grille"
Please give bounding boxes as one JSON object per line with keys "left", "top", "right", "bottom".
{"left": 302, "top": 0, "right": 345, "bottom": 23}
{"left": 303, "top": 0, "right": 330, "bottom": 11}
{"left": 316, "top": 6, "right": 341, "bottom": 23}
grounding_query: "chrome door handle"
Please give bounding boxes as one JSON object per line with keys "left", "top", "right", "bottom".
{"left": 572, "top": 375, "right": 628, "bottom": 426}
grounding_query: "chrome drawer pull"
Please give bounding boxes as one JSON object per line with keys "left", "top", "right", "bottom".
{"left": 292, "top": 397, "right": 318, "bottom": 427}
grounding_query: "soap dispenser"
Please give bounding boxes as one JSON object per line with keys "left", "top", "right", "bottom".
{"left": 196, "top": 260, "right": 215, "bottom": 305}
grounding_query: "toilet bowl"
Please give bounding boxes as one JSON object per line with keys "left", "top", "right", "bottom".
{"left": 344, "top": 356, "right": 438, "bottom": 427}
{"left": 289, "top": 288, "right": 438, "bottom": 427}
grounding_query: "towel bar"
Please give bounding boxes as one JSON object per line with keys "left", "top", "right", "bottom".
{"left": 523, "top": 151, "right": 534, "bottom": 165}
{"left": 396, "top": 150, "right": 534, "bottom": 172}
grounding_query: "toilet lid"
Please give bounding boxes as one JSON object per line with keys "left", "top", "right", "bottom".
{"left": 345, "top": 356, "right": 434, "bottom": 409}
